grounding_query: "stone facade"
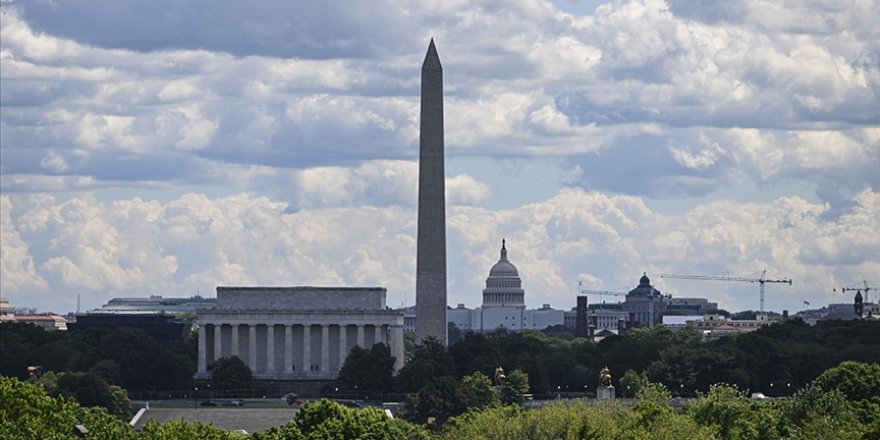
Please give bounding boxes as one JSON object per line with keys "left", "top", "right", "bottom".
{"left": 196, "top": 287, "right": 405, "bottom": 381}
{"left": 416, "top": 39, "right": 448, "bottom": 345}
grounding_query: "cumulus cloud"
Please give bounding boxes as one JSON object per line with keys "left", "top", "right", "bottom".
{"left": 2, "top": 1, "right": 877, "bottom": 207}
{"left": 2, "top": 1, "right": 878, "bottom": 313}
{"left": 2, "top": 188, "right": 877, "bottom": 313}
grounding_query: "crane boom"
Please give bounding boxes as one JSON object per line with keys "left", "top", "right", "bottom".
{"left": 840, "top": 281, "right": 875, "bottom": 303}
{"left": 660, "top": 270, "right": 792, "bottom": 312}
{"left": 579, "top": 289, "right": 627, "bottom": 296}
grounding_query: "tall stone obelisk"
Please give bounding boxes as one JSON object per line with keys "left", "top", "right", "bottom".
{"left": 415, "top": 39, "right": 447, "bottom": 345}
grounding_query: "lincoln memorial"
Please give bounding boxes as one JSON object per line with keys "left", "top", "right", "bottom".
{"left": 195, "top": 286, "right": 405, "bottom": 380}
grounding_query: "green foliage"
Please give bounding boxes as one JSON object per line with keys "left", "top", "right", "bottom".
{"left": 0, "top": 323, "right": 197, "bottom": 392}
{"left": 396, "top": 337, "right": 455, "bottom": 392}
{"left": 0, "top": 375, "right": 138, "bottom": 439}
{"left": 459, "top": 372, "right": 499, "bottom": 410}
{"left": 337, "top": 343, "right": 395, "bottom": 392}
{"left": 619, "top": 369, "right": 648, "bottom": 398}
{"left": 777, "top": 385, "right": 865, "bottom": 440}
{"left": 58, "top": 372, "right": 116, "bottom": 411}
{"left": 440, "top": 399, "right": 716, "bottom": 440}
{"left": 27, "top": 370, "right": 59, "bottom": 395}
{"left": 498, "top": 369, "right": 529, "bottom": 405}
{"left": 685, "top": 384, "right": 770, "bottom": 440}
{"left": 90, "top": 359, "right": 123, "bottom": 386}
{"left": 811, "top": 361, "right": 880, "bottom": 424}
{"left": 140, "top": 419, "right": 241, "bottom": 439}
{"left": 449, "top": 333, "right": 500, "bottom": 379}
{"left": 255, "top": 399, "right": 429, "bottom": 440}
{"left": 540, "top": 324, "right": 575, "bottom": 340}
{"left": 108, "top": 385, "right": 134, "bottom": 420}
{"left": 404, "top": 376, "right": 468, "bottom": 427}
{"left": 632, "top": 382, "right": 673, "bottom": 424}
{"left": 211, "top": 356, "right": 253, "bottom": 391}
{"left": 448, "top": 322, "right": 464, "bottom": 346}
{"left": 0, "top": 326, "right": 35, "bottom": 379}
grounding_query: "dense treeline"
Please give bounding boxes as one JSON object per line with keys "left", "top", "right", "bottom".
{"left": 337, "top": 319, "right": 880, "bottom": 398}
{"left": 331, "top": 319, "right": 880, "bottom": 428}
{"left": 3, "top": 362, "right": 877, "bottom": 439}
{"left": 4, "top": 318, "right": 877, "bottom": 397}
{"left": 0, "top": 322, "right": 196, "bottom": 391}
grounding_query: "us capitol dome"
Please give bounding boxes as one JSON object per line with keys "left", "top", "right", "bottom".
{"left": 482, "top": 239, "right": 525, "bottom": 308}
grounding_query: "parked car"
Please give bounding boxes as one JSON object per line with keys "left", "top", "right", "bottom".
{"left": 199, "top": 400, "right": 219, "bottom": 407}
{"left": 336, "top": 400, "right": 360, "bottom": 408}
{"left": 222, "top": 400, "right": 245, "bottom": 407}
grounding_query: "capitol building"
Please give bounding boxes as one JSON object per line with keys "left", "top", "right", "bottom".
{"left": 415, "top": 240, "right": 568, "bottom": 333}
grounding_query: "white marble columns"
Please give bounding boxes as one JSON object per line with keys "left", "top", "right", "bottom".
{"left": 197, "top": 324, "right": 206, "bottom": 372}
{"left": 266, "top": 324, "right": 275, "bottom": 372}
{"left": 284, "top": 325, "right": 293, "bottom": 372}
{"left": 302, "top": 324, "right": 311, "bottom": 372}
{"left": 213, "top": 324, "right": 222, "bottom": 360}
{"left": 338, "top": 325, "right": 348, "bottom": 370}
{"left": 231, "top": 324, "right": 239, "bottom": 357}
{"left": 248, "top": 324, "right": 257, "bottom": 368}
{"left": 196, "top": 320, "right": 406, "bottom": 378}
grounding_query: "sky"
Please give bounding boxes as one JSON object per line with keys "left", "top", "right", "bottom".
{"left": 1, "top": 0, "right": 878, "bottom": 315}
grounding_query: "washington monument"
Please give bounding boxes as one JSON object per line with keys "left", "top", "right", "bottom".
{"left": 415, "top": 39, "right": 447, "bottom": 345}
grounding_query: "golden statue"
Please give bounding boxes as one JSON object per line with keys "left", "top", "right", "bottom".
{"left": 494, "top": 366, "right": 507, "bottom": 385}
{"left": 599, "top": 366, "right": 612, "bottom": 387}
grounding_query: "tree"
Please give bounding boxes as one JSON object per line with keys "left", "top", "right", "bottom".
{"left": 450, "top": 332, "right": 499, "bottom": 379}
{"left": 778, "top": 384, "right": 865, "bottom": 439}
{"left": 540, "top": 324, "right": 575, "bottom": 340}
{"left": 57, "top": 372, "right": 114, "bottom": 409}
{"left": 396, "top": 337, "right": 456, "bottom": 392}
{"left": 811, "top": 360, "right": 880, "bottom": 424}
{"left": 404, "top": 376, "right": 467, "bottom": 428}
{"left": 0, "top": 375, "right": 138, "bottom": 440}
{"left": 27, "top": 370, "right": 59, "bottom": 396}
{"left": 0, "top": 330, "right": 33, "bottom": 379}
{"left": 254, "top": 399, "right": 429, "bottom": 440}
{"left": 211, "top": 356, "right": 253, "bottom": 391}
{"left": 336, "top": 343, "right": 395, "bottom": 392}
{"left": 90, "top": 359, "right": 123, "bottom": 386}
{"left": 448, "top": 322, "right": 464, "bottom": 346}
{"left": 93, "top": 327, "right": 194, "bottom": 391}
{"left": 498, "top": 369, "right": 529, "bottom": 405}
{"left": 685, "top": 384, "right": 767, "bottom": 440}
{"left": 108, "top": 385, "right": 134, "bottom": 420}
{"left": 619, "top": 369, "right": 649, "bottom": 398}
{"left": 459, "top": 372, "right": 499, "bottom": 410}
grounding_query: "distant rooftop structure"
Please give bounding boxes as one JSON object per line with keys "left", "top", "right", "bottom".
{"left": 687, "top": 314, "right": 771, "bottom": 340}
{"left": 662, "top": 315, "right": 704, "bottom": 329}
{"left": 90, "top": 295, "right": 215, "bottom": 314}
{"left": 0, "top": 297, "right": 68, "bottom": 330}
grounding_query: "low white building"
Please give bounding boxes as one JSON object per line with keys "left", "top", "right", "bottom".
{"left": 687, "top": 314, "right": 772, "bottom": 339}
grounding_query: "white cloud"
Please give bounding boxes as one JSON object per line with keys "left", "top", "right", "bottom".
{"left": 3, "top": 187, "right": 876, "bottom": 313}
{"left": 0, "top": 195, "right": 48, "bottom": 296}
{"left": 1, "top": 1, "right": 878, "bottom": 313}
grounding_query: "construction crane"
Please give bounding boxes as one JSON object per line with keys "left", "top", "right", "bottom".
{"left": 660, "top": 270, "right": 792, "bottom": 312}
{"left": 579, "top": 289, "right": 627, "bottom": 301}
{"left": 836, "top": 281, "right": 875, "bottom": 303}
{"left": 578, "top": 282, "right": 626, "bottom": 300}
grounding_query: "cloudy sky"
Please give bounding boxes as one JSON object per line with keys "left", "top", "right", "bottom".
{"left": 1, "top": 0, "right": 878, "bottom": 315}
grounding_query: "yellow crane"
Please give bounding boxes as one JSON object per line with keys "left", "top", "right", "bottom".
{"left": 660, "top": 269, "right": 792, "bottom": 312}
